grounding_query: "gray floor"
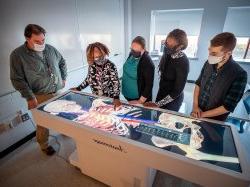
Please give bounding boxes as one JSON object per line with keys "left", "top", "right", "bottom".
{"left": 0, "top": 132, "right": 200, "bottom": 187}
{"left": 0, "top": 134, "right": 107, "bottom": 187}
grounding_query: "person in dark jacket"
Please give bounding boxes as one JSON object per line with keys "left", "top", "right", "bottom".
{"left": 144, "top": 29, "right": 189, "bottom": 112}
{"left": 122, "top": 36, "right": 155, "bottom": 104}
{"left": 191, "top": 32, "right": 247, "bottom": 121}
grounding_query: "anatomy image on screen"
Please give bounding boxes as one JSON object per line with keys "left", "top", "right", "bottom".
{"left": 40, "top": 92, "right": 241, "bottom": 171}
{"left": 151, "top": 113, "right": 239, "bottom": 163}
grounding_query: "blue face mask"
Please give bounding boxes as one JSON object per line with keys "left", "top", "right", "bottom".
{"left": 163, "top": 44, "right": 177, "bottom": 55}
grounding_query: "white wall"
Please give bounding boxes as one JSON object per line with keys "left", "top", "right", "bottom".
{"left": 0, "top": 0, "right": 125, "bottom": 96}
{"left": 0, "top": 0, "right": 82, "bottom": 95}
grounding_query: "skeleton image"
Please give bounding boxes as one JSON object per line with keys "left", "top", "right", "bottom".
{"left": 76, "top": 111, "right": 128, "bottom": 135}
{"left": 156, "top": 113, "right": 204, "bottom": 149}
{"left": 43, "top": 96, "right": 240, "bottom": 164}
{"left": 91, "top": 99, "right": 133, "bottom": 116}
{"left": 151, "top": 113, "right": 239, "bottom": 163}
{"left": 76, "top": 99, "right": 129, "bottom": 136}
{"left": 151, "top": 135, "right": 239, "bottom": 163}
{"left": 43, "top": 98, "right": 130, "bottom": 135}
{"left": 43, "top": 100, "right": 82, "bottom": 114}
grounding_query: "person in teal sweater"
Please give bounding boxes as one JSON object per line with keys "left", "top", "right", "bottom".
{"left": 122, "top": 36, "right": 155, "bottom": 104}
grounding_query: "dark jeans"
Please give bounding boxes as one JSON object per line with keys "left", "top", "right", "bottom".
{"left": 159, "top": 93, "right": 184, "bottom": 112}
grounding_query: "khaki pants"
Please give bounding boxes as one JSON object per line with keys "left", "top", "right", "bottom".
{"left": 35, "top": 94, "right": 56, "bottom": 150}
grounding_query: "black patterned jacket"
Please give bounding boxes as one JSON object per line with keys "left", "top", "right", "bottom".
{"left": 77, "top": 60, "right": 120, "bottom": 99}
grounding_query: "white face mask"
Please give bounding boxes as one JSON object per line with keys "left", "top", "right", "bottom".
{"left": 33, "top": 43, "right": 45, "bottom": 52}
{"left": 208, "top": 55, "right": 224, "bottom": 64}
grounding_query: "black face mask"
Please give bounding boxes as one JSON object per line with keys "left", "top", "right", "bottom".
{"left": 163, "top": 44, "right": 177, "bottom": 55}
{"left": 130, "top": 49, "right": 141, "bottom": 58}
{"left": 94, "top": 57, "right": 106, "bottom": 65}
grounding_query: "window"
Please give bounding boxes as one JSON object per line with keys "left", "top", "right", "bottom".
{"left": 233, "top": 37, "right": 250, "bottom": 61}
{"left": 224, "top": 7, "right": 250, "bottom": 62}
{"left": 154, "top": 35, "right": 199, "bottom": 58}
{"left": 150, "top": 9, "right": 203, "bottom": 58}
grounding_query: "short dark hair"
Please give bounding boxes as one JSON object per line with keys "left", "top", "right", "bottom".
{"left": 167, "top": 29, "right": 188, "bottom": 50}
{"left": 24, "top": 24, "right": 46, "bottom": 38}
{"left": 210, "top": 32, "right": 236, "bottom": 51}
{"left": 132, "top": 36, "right": 146, "bottom": 49}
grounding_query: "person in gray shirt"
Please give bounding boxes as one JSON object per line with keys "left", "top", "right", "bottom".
{"left": 10, "top": 24, "right": 67, "bottom": 155}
